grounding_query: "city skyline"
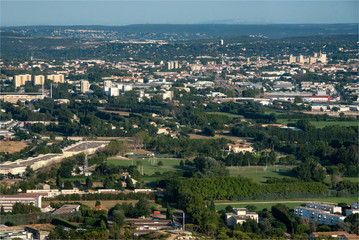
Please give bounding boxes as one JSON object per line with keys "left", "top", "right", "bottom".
{"left": 1, "top": 0, "right": 358, "bottom": 27}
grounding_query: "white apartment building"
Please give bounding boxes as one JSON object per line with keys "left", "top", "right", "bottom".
{"left": 33, "top": 75, "right": 45, "bottom": 85}
{"left": 294, "top": 207, "right": 345, "bottom": 225}
{"left": 80, "top": 80, "right": 90, "bottom": 93}
{"left": 306, "top": 202, "right": 342, "bottom": 214}
{"left": 0, "top": 195, "right": 42, "bottom": 212}
{"left": 47, "top": 74, "right": 65, "bottom": 83}
{"left": 14, "top": 74, "right": 32, "bottom": 87}
{"left": 346, "top": 202, "right": 359, "bottom": 216}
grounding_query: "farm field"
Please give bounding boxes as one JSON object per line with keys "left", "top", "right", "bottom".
{"left": 106, "top": 158, "right": 191, "bottom": 175}
{"left": 215, "top": 196, "right": 359, "bottom": 211}
{"left": 0, "top": 141, "right": 29, "bottom": 153}
{"left": 227, "top": 166, "right": 296, "bottom": 183}
{"left": 276, "top": 119, "right": 358, "bottom": 128}
{"left": 206, "top": 112, "right": 243, "bottom": 118}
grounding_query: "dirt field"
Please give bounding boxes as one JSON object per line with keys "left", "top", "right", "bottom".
{"left": 188, "top": 133, "right": 253, "bottom": 144}
{"left": 0, "top": 141, "right": 29, "bottom": 153}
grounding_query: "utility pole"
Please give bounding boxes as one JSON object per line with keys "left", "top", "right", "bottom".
{"left": 182, "top": 212, "right": 185, "bottom": 231}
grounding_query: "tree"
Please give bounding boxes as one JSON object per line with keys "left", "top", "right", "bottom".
{"left": 134, "top": 198, "right": 151, "bottom": 217}
{"left": 203, "top": 126, "right": 215, "bottom": 137}
{"left": 63, "top": 181, "right": 73, "bottom": 189}
{"left": 86, "top": 176, "right": 93, "bottom": 188}
{"left": 158, "top": 161, "right": 163, "bottom": 166}
{"left": 125, "top": 177, "right": 134, "bottom": 190}
{"left": 56, "top": 175, "right": 63, "bottom": 188}
{"left": 166, "top": 203, "right": 173, "bottom": 220}
{"left": 95, "top": 201, "right": 101, "bottom": 206}
{"left": 113, "top": 210, "right": 125, "bottom": 228}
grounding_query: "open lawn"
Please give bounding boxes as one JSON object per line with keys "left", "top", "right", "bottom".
{"left": 227, "top": 166, "right": 295, "bottom": 183}
{"left": 277, "top": 119, "right": 358, "bottom": 128}
{"left": 106, "top": 158, "right": 192, "bottom": 175}
{"left": 0, "top": 141, "right": 29, "bottom": 153}
{"left": 207, "top": 112, "right": 243, "bottom": 118}
{"left": 215, "top": 196, "right": 359, "bottom": 211}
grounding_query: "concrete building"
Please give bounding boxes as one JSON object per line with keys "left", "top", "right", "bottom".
{"left": 33, "top": 75, "right": 45, "bottom": 85}
{"left": 0, "top": 194, "right": 42, "bottom": 212}
{"left": 14, "top": 74, "right": 32, "bottom": 87}
{"left": 225, "top": 208, "right": 259, "bottom": 227}
{"left": 294, "top": 206, "right": 345, "bottom": 225}
{"left": 52, "top": 204, "right": 80, "bottom": 214}
{"left": 306, "top": 202, "right": 342, "bottom": 214}
{"left": 47, "top": 74, "right": 65, "bottom": 83}
{"left": 346, "top": 202, "right": 359, "bottom": 216}
{"left": 162, "top": 91, "right": 173, "bottom": 100}
{"left": 80, "top": 80, "right": 90, "bottom": 93}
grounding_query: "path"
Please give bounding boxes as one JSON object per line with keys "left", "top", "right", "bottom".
{"left": 215, "top": 200, "right": 336, "bottom": 205}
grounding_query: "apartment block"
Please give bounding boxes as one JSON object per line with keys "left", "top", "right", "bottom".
{"left": 33, "top": 75, "right": 45, "bottom": 85}
{"left": 294, "top": 207, "right": 345, "bottom": 225}
{"left": 0, "top": 194, "right": 42, "bottom": 212}
{"left": 80, "top": 80, "right": 90, "bottom": 93}
{"left": 306, "top": 202, "right": 342, "bottom": 214}
{"left": 47, "top": 74, "right": 65, "bottom": 83}
{"left": 14, "top": 74, "right": 32, "bottom": 87}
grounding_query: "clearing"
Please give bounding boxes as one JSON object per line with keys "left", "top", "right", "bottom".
{"left": 0, "top": 141, "right": 29, "bottom": 153}
{"left": 227, "top": 165, "right": 296, "bottom": 183}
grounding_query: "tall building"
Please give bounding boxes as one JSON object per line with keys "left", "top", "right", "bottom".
{"left": 219, "top": 39, "right": 224, "bottom": 46}
{"left": 33, "top": 75, "right": 45, "bottom": 85}
{"left": 80, "top": 80, "right": 90, "bottom": 93}
{"left": 14, "top": 74, "right": 32, "bottom": 87}
{"left": 47, "top": 74, "right": 65, "bottom": 83}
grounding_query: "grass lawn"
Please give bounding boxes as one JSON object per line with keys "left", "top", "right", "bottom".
{"left": 277, "top": 119, "right": 358, "bottom": 128}
{"left": 215, "top": 196, "right": 359, "bottom": 211}
{"left": 227, "top": 166, "right": 295, "bottom": 183}
{"left": 207, "top": 112, "right": 243, "bottom": 118}
{"left": 106, "top": 158, "right": 191, "bottom": 175}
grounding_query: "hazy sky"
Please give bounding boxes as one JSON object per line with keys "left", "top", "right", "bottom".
{"left": 1, "top": 0, "right": 358, "bottom": 26}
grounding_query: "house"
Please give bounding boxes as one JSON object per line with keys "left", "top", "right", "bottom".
{"left": 225, "top": 208, "right": 259, "bottom": 227}
{"left": 94, "top": 205, "right": 108, "bottom": 212}
{"left": 227, "top": 144, "right": 254, "bottom": 153}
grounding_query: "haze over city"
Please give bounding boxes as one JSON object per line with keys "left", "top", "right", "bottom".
{"left": 1, "top": 0, "right": 358, "bottom": 26}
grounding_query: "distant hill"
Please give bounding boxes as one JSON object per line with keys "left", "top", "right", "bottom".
{"left": 1, "top": 24, "right": 358, "bottom": 40}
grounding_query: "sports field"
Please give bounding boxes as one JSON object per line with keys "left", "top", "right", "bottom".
{"left": 106, "top": 158, "right": 190, "bottom": 175}
{"left": 227, "top": 166, "right": 296, "bottom": 183}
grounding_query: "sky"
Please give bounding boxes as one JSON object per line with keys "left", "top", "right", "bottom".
{"left": 1, "top": 0, "right": 358, "bottom": 26}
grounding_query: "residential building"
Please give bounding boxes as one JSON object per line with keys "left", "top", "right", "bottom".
{"left": 47, "top": 74, "right": 65, "bottom": 83}
{"left": 0, "top": 194, "right": 42, "bottom": 212}
{"left": 80, "top": 80, "right": 90, "bottom": 93}
{"left": 225, "top": 208, "right": 259, "bottom": 227}
{"left": 14, "top": 74, "right": 32, "bottom": 87}
{"left": 306, "top": 202, "right": 342, "bottom": 214}
{"left": 346, "top": 202, "right": 359, "bottom": 216}
{"left": 294, "top": 206, "right": 345, "bottom": 225}
{"left": 33, "top": 75, "right": 45, "bottom": 85}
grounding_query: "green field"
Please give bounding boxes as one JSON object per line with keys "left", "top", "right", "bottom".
{"left": 207, "top": 112, "right": 243, "bottom": 118}
{"left": 227, "top": 166, "right": 295, "bottom": 183}
{"left": 215, "top": 196, "right": 359, "bottom": 211}
{"left": 106, "top": 158, "right": 191, "bottom": 175}
{"left": 277, "top": 119, "right": 358, "bottom": 128}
